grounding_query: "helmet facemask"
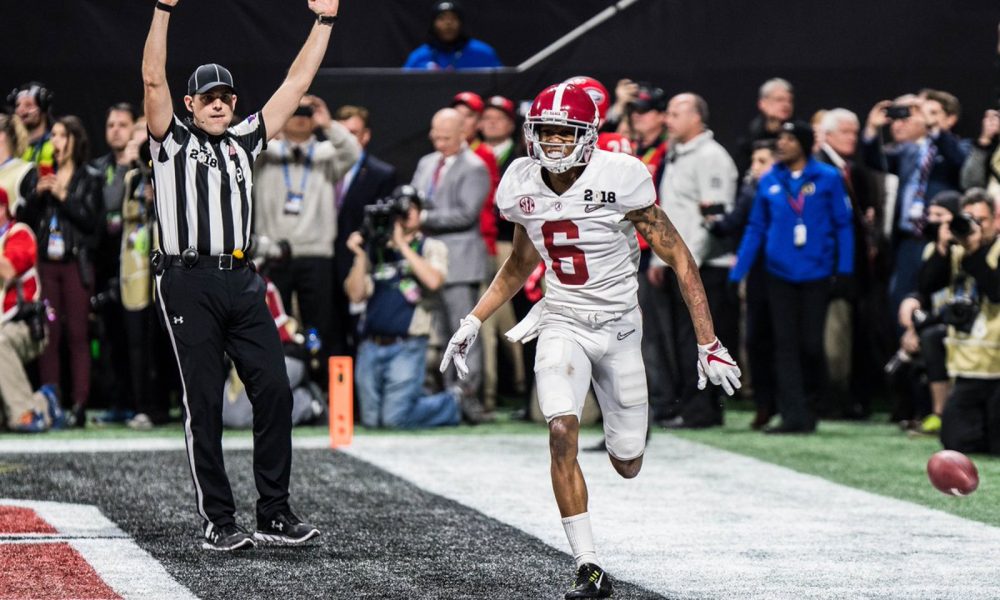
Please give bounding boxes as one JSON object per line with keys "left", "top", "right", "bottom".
{"left": 523, "top": 119, "right": 597, "bottom": 174}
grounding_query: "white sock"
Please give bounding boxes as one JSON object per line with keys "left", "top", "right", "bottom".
{"left": 561, "top": 512, "right": 599, "bottom": 568}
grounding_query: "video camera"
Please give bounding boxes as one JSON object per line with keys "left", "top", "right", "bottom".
{"left": 360, "top": 184, "right": 423, "bottom": 250}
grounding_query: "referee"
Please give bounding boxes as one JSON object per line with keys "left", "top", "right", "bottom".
{"left": 142, "top": 0, "right": 340, "bottom": 551}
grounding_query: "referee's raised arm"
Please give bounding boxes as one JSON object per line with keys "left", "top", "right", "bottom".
{"left": 141, "top": 0, "right": 178, "bottom": 141}
{"left": 261, "top": 0, "right": 341, "bottom": 141}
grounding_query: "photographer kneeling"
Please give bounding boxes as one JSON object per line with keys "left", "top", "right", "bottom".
{"left": 0, "top": 189, "right": 58, "bottom": 432}
{"left": 920, "top": 188, "right": 1000, "bottom": 454}
{"left": 344, "top": 185, "right": 464, "bottom": 428}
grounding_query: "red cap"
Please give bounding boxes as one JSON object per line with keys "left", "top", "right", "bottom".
{"left": 451, "top": 91, "right": 484, "bottom": 114}
{"left": 484, "top": 95, "right": 516, "bottom": 120}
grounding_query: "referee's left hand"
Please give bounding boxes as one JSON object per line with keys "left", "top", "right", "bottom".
{"left": 308, "top": 0, "right": 339, "bottom": 17}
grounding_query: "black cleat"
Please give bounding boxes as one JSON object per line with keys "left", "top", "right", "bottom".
{"left": 202, "top": 523, "right": 256, "bottom": 552}
{"left": 565, "top": 563, "right": 613, "bottom": 599}
{"left": 254, "top": 510, "right": 321, "bottom": 545}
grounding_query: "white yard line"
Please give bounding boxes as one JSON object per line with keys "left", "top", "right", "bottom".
{"left": 344, "top": 434, "right": 1000, "bottom": 600}
{"left": 0, "top": 499, "right": 198, "bottom": 600}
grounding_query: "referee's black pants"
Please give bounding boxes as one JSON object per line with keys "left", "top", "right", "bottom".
{"left": 156, "top": 265, "right": 293, "bottom": 529}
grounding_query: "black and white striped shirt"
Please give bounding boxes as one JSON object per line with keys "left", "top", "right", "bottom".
{"left": 149, "top": 113, "right": 266, "bottom": 255}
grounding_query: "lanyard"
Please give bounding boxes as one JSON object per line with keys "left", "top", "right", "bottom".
{"left": 0, "top": 221, "right": 11, "bottom": 239}
{"left": 780, "top": 176, "right": 812, "bottom": 218}
{"left": 785, "top": 189, "right": 806, "bottom": 217}
{"left": 281, "top": 142, "right": 314, "bottom": 194}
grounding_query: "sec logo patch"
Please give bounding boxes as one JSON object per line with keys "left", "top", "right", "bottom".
{"left": 519, "top": 196, "right": 535, "bottom": 214}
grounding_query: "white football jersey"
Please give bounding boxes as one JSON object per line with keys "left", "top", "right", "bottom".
{"left": 497, "top": 149, "right": 656, "bottom": 313}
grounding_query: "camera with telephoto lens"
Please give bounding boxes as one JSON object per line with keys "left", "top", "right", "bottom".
{"left": 360, "top": 185, "right": 422, "bottom": 250}
{"left": 912, "top": 285, "right": 980, "bottom": 336}
{"left": 14, "top": 299, "right": 51, "bottom": 342}
{"left": 948, "top": 212, "right": 977, "bottom": 241}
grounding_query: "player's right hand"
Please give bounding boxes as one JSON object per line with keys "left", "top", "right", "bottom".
{"left": 696, "top": 338, "right": 741, "bottom": 396}
{"left": 439, "top": 315, "right": 482, "bottom": 380}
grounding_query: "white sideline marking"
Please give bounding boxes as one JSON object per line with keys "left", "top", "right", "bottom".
{"left": 344, "top": 434, "right": 1000, "bottom": 600}
{"left": 0, "top": 435, "right": 331, "bottom": 454}
{"left": 0, "top": 499, "right": 198, "bottom": 600}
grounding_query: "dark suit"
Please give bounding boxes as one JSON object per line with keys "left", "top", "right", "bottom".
{"left": 815, "top": 146, "right": 892, "bottom": 416}
{"left": 333, "top": 152, "right": 397, "bottom": 354}
{"left": 859, "top": 131, "right": 967, "bottom": 329}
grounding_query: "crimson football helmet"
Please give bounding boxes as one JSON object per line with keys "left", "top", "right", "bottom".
{"left": 563, "top": 75, "right": 610, "bottom": 122}
{"left": 523, "top": 83, "right": 599, "bottom": 174}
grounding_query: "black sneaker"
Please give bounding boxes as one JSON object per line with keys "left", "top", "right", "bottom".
{"left": 202, "top": 523, "right": 256, "bottom": 552}
{"left": 254, "top": 511, "right": 320, "bottom": 545}
{"left": 565, "top": 563, "right": 613, "bottom": 599}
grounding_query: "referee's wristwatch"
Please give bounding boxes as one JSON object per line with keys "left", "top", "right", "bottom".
{"left": 317, "top": 13, "right": 338, "bottom": 25}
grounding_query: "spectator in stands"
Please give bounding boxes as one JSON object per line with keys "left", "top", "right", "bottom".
{"left": 919, "top": 189, "right": 1000, "bottom": 454}
{"left": 737, "top": 78, "right": 794, "bottom": 174}
{"left": 0, "top": 187, "right": 57, "bottom": 433}
{"left": 815, "top": 108, "right": 887, "bottom": 418}
{"left": 8, "top": 82, "right": 56, "bottom": 172}
{"left": 919, "top": 89, "right": 967, "bottom": 149}
{"left": 412, "top": 108, "right": 490, "bottom": 419}
{"left": 960, "top": 108, "right": 1000, "bottom": 195}
{"left": 654, "top": 93, "right": 738, "bottom": 429}
{"left": 403, "top": 1, "right": 501, "bottom": 71}
{"left": 17, "top": 116, "right": 100, "bottom": 427}
{"left": 730, "top": 121, "right": 854, "bottom": 434}
{"left": 861, "top": 95, "right": 968, "bottom": 326}
{"left": 254, "top": 95, "right": 360, "bottom": 358}
{"left": 708, "top": 139, "right": 777, "bottom": 429}
{"left": 334, "top": 104, "right": 398, "bottom": 353}
{"left": 0, "top": 114, "right": 37, "bottom": 218}
{"left": 344, "top": 185, "right": 466, "bottom": 428}
{"left": 479, "top": 94, "right": 527, "bottom": 401}
{"left": 90, "top": 102, "right": 140, "bottom": 424}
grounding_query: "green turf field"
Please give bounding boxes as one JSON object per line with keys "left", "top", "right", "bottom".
{"left": 5, "top": 409, "right": 997, "bottom": 526}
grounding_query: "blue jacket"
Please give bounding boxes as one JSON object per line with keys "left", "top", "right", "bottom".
{"left": 403, "top": 39, "right": 502, "bottom": 70}
{"left": 730, "top": 159, "right": 854, "bottom": 283}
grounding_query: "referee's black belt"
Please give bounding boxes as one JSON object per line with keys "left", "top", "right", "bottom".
{"left": 158, "top": 252, "right": 250, "bottom": 270}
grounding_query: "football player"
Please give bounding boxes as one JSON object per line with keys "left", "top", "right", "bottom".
{"left": 440, "top": 83, "right": 741, "bottom": 599}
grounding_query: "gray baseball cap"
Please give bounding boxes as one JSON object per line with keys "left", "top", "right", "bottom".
{"left": 187, "top": 64, "right": 235, "bottom": 96}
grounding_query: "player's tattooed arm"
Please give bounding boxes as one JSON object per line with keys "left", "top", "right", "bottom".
{"left": 627, "top": 204, "right": 717, "bottom": 344}
{"left": 471, "top": 224, "right": 542, "bottom": 322}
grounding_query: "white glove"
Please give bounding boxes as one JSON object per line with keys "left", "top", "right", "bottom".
{"left": 697, "top": 338, "right": 742, "bottom": 396}
{"left": 439, "top": 315, "right": 482, "bottom": 380}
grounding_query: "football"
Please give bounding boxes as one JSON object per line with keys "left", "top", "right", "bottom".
{"left": 927, "top": 450, "right": 979, "bottom": 496}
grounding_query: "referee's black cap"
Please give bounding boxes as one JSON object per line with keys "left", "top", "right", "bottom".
{"left": 187, "top": 64, "right": 236, "bottom": 96}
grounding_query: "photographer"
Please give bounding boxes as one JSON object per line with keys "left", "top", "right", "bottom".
{"left": 918, "top": 188, "right": 1000, "bottom": 454}
{"left": 254, "top": 94, "right": 360, "bottom": 359}
{"left": 0, "top": 188, "right": 56, "bottom": 432}
{"left": 860, "top": 95, "right": 967, "bottom": 323}
{"left": 892, "top": 191, "right": 961, "bottom": 434}
{"left": 344, "top": 185, "right": 466, "bottom": 428}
